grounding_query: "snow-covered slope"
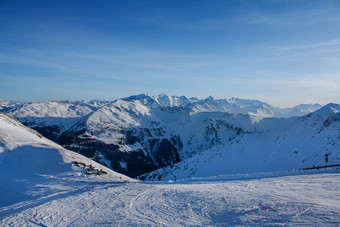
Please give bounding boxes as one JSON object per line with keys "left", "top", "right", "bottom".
{"left": 1, "top": 171, "right": 340, "bottom": 226}
{"left": 9, "top": 101, "right": 98, "bottom": 140}
{"left": 0, "top": 113, "right": 134, "bottom": 206}
{"left": 190, "top": 97, "right": 275, "bottom": 119}
{"left": 144, "top": 104, "right": 340, "bottom": 180}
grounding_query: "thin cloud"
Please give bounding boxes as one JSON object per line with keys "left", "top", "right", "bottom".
{"left": 222, "top": 72, "right": 340, "bottom": 94}
{"left": 273, "top": 39, "right": 340, "bottom": 51}
{"left": 244, "top": 7, "right": 340, "bottom": 26}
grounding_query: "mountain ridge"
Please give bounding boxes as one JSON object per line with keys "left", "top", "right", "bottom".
{"left": 144, "top": 104, "right": 340, "bottom": 180}
{"left": 1, "top": 95, "right": 334, "bottom": 179}
{"left": 1, "top": 94, "right": 323, "bottom": 119}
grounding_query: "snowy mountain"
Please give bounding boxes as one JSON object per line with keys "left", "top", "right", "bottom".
{"left": 122, "top": 93, "right": 193, "bottom": 108}
{"left": 9, "top": 101, "right": 97, "bottom": 140}
{"left": 144, "top": 103, "right": 340, "bottom": 180}
{"left": 121, "top": 94, "right": 322, "bottom": 120}
{"left": 53, "top": 99, "right": 268, "bottom": 177}
{"left": 189, "top": 97, "right": 275, "bottom": 123}
{"left": 0, "top": 100, "right": 22, "bottom": 112}
{"left": 2, "top": 94, "right": 328, "bottom": 178}
{"left": 0, "top": 113, "right": 135, "bottom": 206}
{"left": 274, "top": 103, "right": 323, "bottom": 118}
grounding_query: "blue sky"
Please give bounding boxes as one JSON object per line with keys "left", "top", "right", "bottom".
{"left": 1, "top": 0, "right": 340, "bottom": 107}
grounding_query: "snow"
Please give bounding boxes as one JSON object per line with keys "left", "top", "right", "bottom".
{"left": 1, "top": 172, "right": 339, "bottom": 226}
{"left": 122, "top": 93, "right": 193, "bottom": 108}
{"left": 190, "top": 97, "right": 275, "bottom": 122}
{"left": 6, "top": 101, "right": 98, "bottom": 140}
{"left": 11, "top": 101, "right": 96, "bottom": 118}
{"left": 86, "top": 100, "right": 150, "bottom": 129}
{"left": 1, "top": 97, "right": 334, "bottom": 180}
{"left": 144, "top": 105, "right": 340, "bottom": 181}
{"left": 120, "top": 94, "right": 321, "bottom": 119}
{"left": 3, "top": 95, "right": 323, "bottom": 145}
{"left": 0, "top": 111, "right": 340, "bottom": 226}
{"left": 0, "top": 114, "right": 46, "bottom": 150}
{"left": 0, "top": 113, "right": 136, "bottom": 209}
{"left": 3, "top": 95, "right": 322, "bottom": 125}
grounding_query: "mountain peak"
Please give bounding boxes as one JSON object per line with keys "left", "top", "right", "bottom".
{"left": 323, "top": 103, "right": 340, "bottom": 113}
{"left": 303, "top": 103, "right": 340, "bottom": 118}
{"left": 205, "top": 96, "right": 214, "bottom": 101}
{"left": 123, "top": 93, "right": 153, "bottom": 100}
{"left": 157, "top": 93, "right": 168, "bottom": 98}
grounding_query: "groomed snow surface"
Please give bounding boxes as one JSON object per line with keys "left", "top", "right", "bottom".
{"left": 1, "top": 171, "right": 340, "bottom": 226}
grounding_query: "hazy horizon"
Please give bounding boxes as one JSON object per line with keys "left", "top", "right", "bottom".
{"left": 0, "top": 93, "right": 327, "bottom": 109}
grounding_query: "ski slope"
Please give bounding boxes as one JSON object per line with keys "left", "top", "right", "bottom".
{"left": 1, "top": 172, "right": 339, "bottom": 226}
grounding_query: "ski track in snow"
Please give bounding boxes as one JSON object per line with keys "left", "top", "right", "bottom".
{"left": 1, "top": 172, "right": 340, "bottom": 226}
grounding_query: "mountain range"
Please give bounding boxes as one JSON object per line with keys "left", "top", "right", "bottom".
{"left": 2, "top": 94, "right": 337, "bottom": 179}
